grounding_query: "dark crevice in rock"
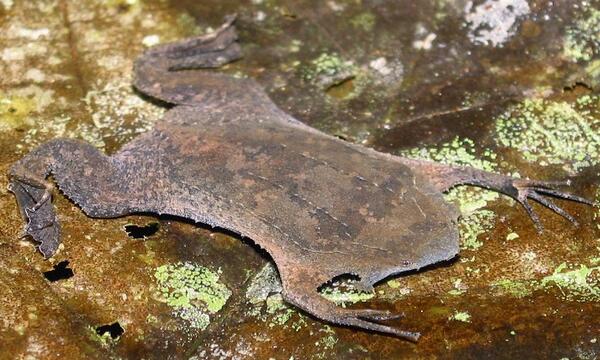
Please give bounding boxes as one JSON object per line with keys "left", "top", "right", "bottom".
{"left": 43, "top": 260, "right": 74, "bottom": 282}
{"left": 124, "top": 222, "right": 160, "bottom": 239}
{"left": 96, "top": 322, "right": 124, "bottom": 339}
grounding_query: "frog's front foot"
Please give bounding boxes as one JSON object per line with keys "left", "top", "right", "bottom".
{"left": 506, "top": 178, "right": 595, "bottom": 232}
{"left": 8, "top": 178, "right": 60, "bottom": 258}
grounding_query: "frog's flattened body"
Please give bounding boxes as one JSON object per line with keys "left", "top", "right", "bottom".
{"left": 8, "top": 18, "right": 593, "bottom": 341}
{"left": 117, "top": 105, "right": 459, "bottom": 284}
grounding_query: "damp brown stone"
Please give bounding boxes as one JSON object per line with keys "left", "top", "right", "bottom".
{"left": 7, "top": 17, "right": 595, "bottom": 343}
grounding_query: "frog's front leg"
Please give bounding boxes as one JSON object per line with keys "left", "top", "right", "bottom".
{"left": 397, "top": 158, "right": 595, "bottom": 231}
{"left": 9, "top": 139, "right": 133, "bottom": 258}
{"left": 277, "top": 264, "right": 419, "bottom": 341}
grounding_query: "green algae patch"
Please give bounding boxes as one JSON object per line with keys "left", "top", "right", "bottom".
{"left": 154, "top": 262, "right": 231, "bottom": 330}
{"left": 305, "top": 53, "right": 356, "bottom": 89}
{"left": 0, "top": 94, "right": 36, "bottom": 130}
{"left": 87, "top": 325, "right": 117, "bottom": 348}
{"left": 459, "top": 210, "right": 496, "bottom": 251}
{"left": 449, "top": 311, "right": 471, "bottom": 323}
{"left": 319, "top": 279, "right": 375, "bottom": 308}
{"left": 320, "top": 287, "right": 374, "bottom": 307}
{"left": 402, "top": 137, "right": 498, "bottom": 173}
{"left": 265, "top": 294, "right": 295, "bottom": 327}
{"left": 506, "top": 232, "right": 520, "bottom": 241}
{"left": 448, "top": 278, "right": 467, "bottom": 296}
{"left": 492, "top": 279, "right": 533, "bottom": 298}
{"left": 540, "top": 262, "right": 600, "bottom": 302}
{"left": 314, "top": 326, "right": 339, "bottom": 359}
{"left": 350, "top": 12, "right": 376, "bottom": 32}
{"left": 495, "top": 96, "right": 600, "bottom": 173}
{"left": 563, "top": 6, "right": 600, "bottom": 62}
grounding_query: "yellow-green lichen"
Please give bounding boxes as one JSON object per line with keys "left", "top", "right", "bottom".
{"left": 1, "top": 85, "right": 56, "bottom": 135}
{"left": 402, "top": 137, "right": 498, "bottom": 173}
{"left": 495, "top": 96, "right": 600, "bottom": 173}
{"left": 265, "top": 294, "right": 295, "bottom": 327}
{"left": 243, "top": 263, "right": 300, "bottom": 329}
{"left": 311, "top": 53, "right": 349, "bottom": 77}
{"left": 506, "top": 232, "right": 520, "bottom": 241}
{"left": 449, "top": 311, "right": 471, "bottom": 323}
{"left": 0, "top": 94, "right": 36, "bottom": 130}
{"left": 563, "top": 6, "right": 600, "bottom": 62}
{"left": 103, "top": 0, "right": 138, "bottom": 8}
{"left": 448, "top": 278, "right": 467, "bottom": 296}
{"left": 586, "top": 59, "right": 600, "bottom": 79}
{"left": 305, "top": 53, "right": 356, "bottom": 89}
{"left": 540, "top": 262, "right": 600, "bottom": 302}
{"left": 320, "top": 280, "right": 374, "bottom": 308}
{"left": 492, "top": 279, "right": 533, "bottom": 298}
{"left": 314, "top": 326, "right": 338, "bottom": 359}
{"left": 386, "top": 279, "right": 400, "bottom": 289}
{"left": 154, "top": 262, "right": 231, "bottom": 330}
{"left": 81, "top": 79, "right": 164, "bottom": 149}
{"left": 87, "top": 325, "right": 117, "bottom": 348}
{"left": 350, "top": 12, "right": 376, "bottom": 32}
{"left": 459, "top": 210, "right": 496, "bottom": 251}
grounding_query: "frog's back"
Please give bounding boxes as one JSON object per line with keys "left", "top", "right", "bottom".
{"left": 121, "top": 104, "right": 459, "bottom": 284}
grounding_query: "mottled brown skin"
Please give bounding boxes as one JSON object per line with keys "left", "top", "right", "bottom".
{"left": 8, "top": 17, "right": 593, "bottom": 341}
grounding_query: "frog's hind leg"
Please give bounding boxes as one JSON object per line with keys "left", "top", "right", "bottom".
{"left": 277, "top": 264, "right": 420, "bottom": 341}
{"left": 132, "top": 15, "right": 256, "bottom": 106}
{"left": 398, "top": 158, "right": 595, "bottom": 231}
{"left": 9, "top": 139, "right": 133, "bottom": 258}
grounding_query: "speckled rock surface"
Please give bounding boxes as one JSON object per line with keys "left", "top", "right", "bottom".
{"left": 0, "top": 0, "right": 598, "bottom": 359}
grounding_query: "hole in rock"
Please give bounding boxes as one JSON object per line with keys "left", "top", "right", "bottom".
{"left": 317, "top": 273, "right": 362, "bottom": 292}
{"left": 43, "top": 260, "right": 74, "bottom": 282}
{"left": 96, "top": 322, "right": 124, "bottom": 339}
{"left": 124, "top": 222, "right": 160, "bottom": 239}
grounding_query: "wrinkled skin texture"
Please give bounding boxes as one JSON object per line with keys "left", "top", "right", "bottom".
{"left": 8, "top": 17, "right": 593, "bottom": 341}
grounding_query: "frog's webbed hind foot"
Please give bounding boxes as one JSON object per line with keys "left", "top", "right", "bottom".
{"left": 133, "top": 15, "right": 246, "bottom": 105}
{"left": 507, "top": 179, "right": 595, "bottom": 231}
{"left": 144, "top": 14, "right": 240, "bottom": 71}
{"left": 279, "top": 266, "right": 420, "bottom": 342}
{"left": 397, "top": 158, "right": 596, "bottom": 232}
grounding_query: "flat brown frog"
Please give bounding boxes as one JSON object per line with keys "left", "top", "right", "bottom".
{"left": 8, "top": 17, "right": 594, "bottom": 341}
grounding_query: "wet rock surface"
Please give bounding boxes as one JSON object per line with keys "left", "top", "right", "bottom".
{"left": 0, "top": 0, "right": 598, "bottom": 359}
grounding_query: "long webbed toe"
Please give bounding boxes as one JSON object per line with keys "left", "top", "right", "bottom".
{"left": 339, "top": 312, "right": 420, "bottom": 342}
{"left": 512, "top": 178, "right": 595, "bottom": 232}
